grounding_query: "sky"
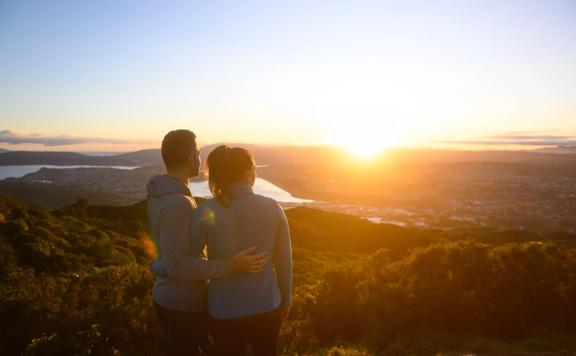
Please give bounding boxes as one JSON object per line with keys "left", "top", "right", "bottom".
{"left": 0, "top": 0, "right": 575, "bottom": 152}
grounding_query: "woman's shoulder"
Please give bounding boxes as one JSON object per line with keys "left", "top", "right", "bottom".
{"left": 251, "top": 192, "right": 279, "bottom": 205}
{"left": 196, "top": 198, "right": 219, "bottom": 210}
{"left": 250, "top": 194, "right": 283, "bottom": 214}
{"left": 192, "top": 199, "right": 221, "bottom": 225}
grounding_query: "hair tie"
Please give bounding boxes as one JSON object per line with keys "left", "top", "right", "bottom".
{"left": 223, "top": 145, "right": 231, "bottom": 162}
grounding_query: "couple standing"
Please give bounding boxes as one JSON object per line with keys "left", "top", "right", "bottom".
{"left": 146, "top": 130, "right": 292, "bottom": 355}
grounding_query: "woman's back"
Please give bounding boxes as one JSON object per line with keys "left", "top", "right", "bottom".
{"left": 192, "top": 182, "right": 292, "bottom": 319}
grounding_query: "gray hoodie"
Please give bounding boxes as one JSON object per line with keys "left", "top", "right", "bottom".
{"left": 147, "top": 174, "right": 235, "bottom": 311}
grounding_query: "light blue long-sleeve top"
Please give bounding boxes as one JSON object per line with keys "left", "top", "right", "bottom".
{"left": 192, "top": 182, "right": 292, "bottom": 319}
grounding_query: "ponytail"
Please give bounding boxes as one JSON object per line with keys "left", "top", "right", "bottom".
{"left": 206, "top": 145, "right": 255, "bottom": 207}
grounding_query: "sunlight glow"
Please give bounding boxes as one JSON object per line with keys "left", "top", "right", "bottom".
{"left": 329, "top": 118, "right": 404, "bottom": 158}
{"left": 344, "top": 138, "right": 389, "bottom": 157}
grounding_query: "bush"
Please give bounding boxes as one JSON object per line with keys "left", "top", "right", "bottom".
{"left": 2, "top": 194, "right": 576, "bottom": 355}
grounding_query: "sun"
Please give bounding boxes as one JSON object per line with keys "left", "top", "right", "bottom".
{"left": 344, "top": 138, "right": 389, "bottom": 157}
{"left": 330, "top": 122, "right": 401, "bottom": 158}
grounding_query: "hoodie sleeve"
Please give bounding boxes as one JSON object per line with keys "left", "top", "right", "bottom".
{"left": 157, "top": 197, "right": 235, "bottom": 281}
{"left": 273, "top": 203, "right": 293, "bottom": 308}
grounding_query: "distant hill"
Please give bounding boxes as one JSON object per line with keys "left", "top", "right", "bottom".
{"left": 437, "top": 160, "right": 576, "bottom": 177}
{"left": 3, "top": 145, "right": 576, "bottom": 168}
{"left": 0, "top": 145, "right": 340, "bottom": 167}
{"left": 112, "top": 149, "right": 163, "bottom": 166}
{"left": 385, "top": 148, "right": 576, "bottom": 166}
{"left": 0, "top": 150, "right": 147, "bottom": 166}
{"left": 199, "top": 144, "right": 342, "bottom": 166}
{"left": 535, "top": 145, "right": 576, "bottom": 154}
{"left": 0, "top": 148, "right": 9, "bottom": 153}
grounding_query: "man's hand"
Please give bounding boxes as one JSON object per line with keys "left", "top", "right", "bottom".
{"left": 233, "top": 246, "right": 269, "bottom": 273}
{"left": 280, "top": 306, "right": 290, "bottom": 321}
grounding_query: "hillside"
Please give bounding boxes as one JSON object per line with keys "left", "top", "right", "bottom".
{"left": 287, "top": 206, "right": 437, "bottom": 255}
{"left": 1, "top": 194, "right": 575, "bottom": 355}
{"left": 0, "top": 195, "right": 150, "bottom": 275}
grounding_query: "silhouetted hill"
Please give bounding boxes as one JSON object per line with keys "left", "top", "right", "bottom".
{"left": 536, "top": 145, "right": 576, "bottom": 154}
{"left": 438, "top": 160, "right": 576, "bottom": 177}
{"left": 56, "top": 198, "right": 433, "bottom": 255}
{"left": 286, "top": 206, "right": 437, "bottom": 256}
{"left": 0, "top": 150, "right": 144, "bottom": 166}
{"left": 3, "top": 146, "right": 576, "bottom": 170}
{"left": 389, "top": 148, "right": 576, "bottom": 165}
{"left": 113, "top": 149, "right": 163, "bottom": 166}
{"left": 200, "top": 144, "right": 342, "bottom": 166}
{"left": 0, "top": 145, "right": 340, "bottom": 167}
{"left": 60, "top": 199, "right": 535, "bottom": 255}
{"left": 56, "top": 198, "right": 569, "bottom": 255}
{"left": 0, "top": 151, "right": 99, "bottom": 165}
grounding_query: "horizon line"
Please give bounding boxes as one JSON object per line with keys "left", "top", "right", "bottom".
{"left": 0, "top": 143, "right": 574, "bottom": 155}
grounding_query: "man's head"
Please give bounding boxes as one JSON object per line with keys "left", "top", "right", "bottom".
{"left": 161, "top": 129, "right": 200, "bottom": 179}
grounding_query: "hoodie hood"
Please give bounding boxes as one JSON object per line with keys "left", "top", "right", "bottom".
{"left": 146, "top": 174, "right": 192, "bottom": 199}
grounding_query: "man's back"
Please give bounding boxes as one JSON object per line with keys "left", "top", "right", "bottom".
{"left": 147, "top": 174, "right": 207, "bottom": 312}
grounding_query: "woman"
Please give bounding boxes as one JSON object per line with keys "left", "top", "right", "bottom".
{"left": 195, "top": 145, "right": 292, "bottom": 355}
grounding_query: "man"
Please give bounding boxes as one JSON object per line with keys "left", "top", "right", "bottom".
{"left": 147, "top": 129, "right": 268, "bottom": 355}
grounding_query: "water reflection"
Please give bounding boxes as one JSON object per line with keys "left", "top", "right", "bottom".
{"left": 189, "top": 178, "right": 312, "bottom": 203}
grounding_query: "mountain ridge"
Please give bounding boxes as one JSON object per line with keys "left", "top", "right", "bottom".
{"left": 3, "top": 146, "right": 576, "bottom": 167}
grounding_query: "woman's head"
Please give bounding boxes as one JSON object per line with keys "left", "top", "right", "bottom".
{"left": 206, "top": 145, "right": 256, "bottom": 205}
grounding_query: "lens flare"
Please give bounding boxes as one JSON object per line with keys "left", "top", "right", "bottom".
{"left": 139, "top": 233, "right": 158, "bottom": 260}
{"left": 199, "top": 207, "right": 216, "bottom": 226}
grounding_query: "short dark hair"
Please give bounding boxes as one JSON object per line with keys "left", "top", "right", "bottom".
{"left": 161, "top": 130, "right": 197, "bottom": 169}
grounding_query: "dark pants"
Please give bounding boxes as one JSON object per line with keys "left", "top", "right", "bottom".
{"left": 210, "top": 308, "right": 282, "bottom": 356}
{"left": 154, "top": 302, "right": 208, "bottom": 356}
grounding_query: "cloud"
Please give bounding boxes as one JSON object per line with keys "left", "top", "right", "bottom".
{"left": 0, "top": 130, "right": 152, "bottom": 146}
{"left": 440, "top": 132, "right": 576, "bottom": 147}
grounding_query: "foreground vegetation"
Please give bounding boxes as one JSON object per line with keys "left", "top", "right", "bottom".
{"left": 1, "top": 194, "right": 575, "bottom": 355}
